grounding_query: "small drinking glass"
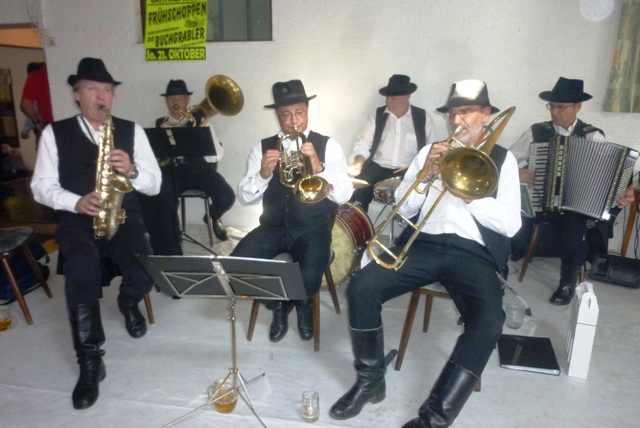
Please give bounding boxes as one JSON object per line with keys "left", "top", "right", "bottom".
{"left": 208, "top": 377, "right": 238, "bottom": 414}
{"left": 0, "top": 307, "right": 16, "bottom": 331}
{"left": 505, "top": 303, "right": 525, "bottom": 329}
{"left": 301, "top": 390, "right": 319, "bottom": 422}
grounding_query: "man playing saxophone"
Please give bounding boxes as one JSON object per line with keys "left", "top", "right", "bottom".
{"left": 330, "top": 80, "right": 521, "bottom": 427}
{"left": 31, "top": 58, "right": 161, "bottom": 410}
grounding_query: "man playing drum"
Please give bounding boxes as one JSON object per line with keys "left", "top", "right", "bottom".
{"left": 348, "top": 74, "right": 437, "bottom": 211}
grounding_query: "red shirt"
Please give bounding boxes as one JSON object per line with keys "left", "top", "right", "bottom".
{"left": 21, "top": 63, "right": 53, "bottom": 123}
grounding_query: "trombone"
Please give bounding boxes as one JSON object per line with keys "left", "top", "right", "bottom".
{"left": 367, "top": 106, "right": 516, "bottom": 270}
{"left": 277, "top": 127, "right": 331, "bottom": 204}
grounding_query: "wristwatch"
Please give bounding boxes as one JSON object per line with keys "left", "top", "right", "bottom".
{"left": 129, "top": 164, "right": 139, "bottom": 179}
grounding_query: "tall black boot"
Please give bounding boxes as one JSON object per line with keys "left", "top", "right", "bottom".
{"left": 265, "top": 300, "right": 293, "bottom": 343}
{"left": 329, "top": 326, "right": 386, "bottom": 420}
{"left": 69, "top": 304, "right": 106, "bottom": 410}
{"left": 402, "top": 361, "right": 480, "bottom": 428}
{"left": 295, "top": 298, "right": 314, "bottom": 341}
{"left": 117, "top": 293, "right": 147, "bottom": 338}
{"left": 550, "top": 263, "right": 582, "bottom": 306}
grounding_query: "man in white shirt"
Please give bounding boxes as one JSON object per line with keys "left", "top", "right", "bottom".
{"left": 509, "top": 77, "right": 635, "bottom": 305}
{"left": 233, "top": 80, "right": 352, "bottom": 343}
{"left": 348, "top": 74, "right": 436, "bottom": 211}
{"left": 330, "top": 80, "right": 521, "bottom": 427}
{"left": 31, "top": 58, "right": 161, "bottom": 410}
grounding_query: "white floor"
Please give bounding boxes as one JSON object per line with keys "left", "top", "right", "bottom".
{"left": 1, "top": 224, "right": 639, "bottom": 428}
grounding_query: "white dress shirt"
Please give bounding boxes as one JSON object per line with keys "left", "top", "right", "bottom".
{"left": 159, "top": 116, "right": 224, "bottom": 163}
{"left": 238, "top": 130, "right": 353, "bottom": 206}
{"left": 31, "top": 115, "right": 162, "bottom": 213}
{"left": 349, "top": 106, "right": 437, "bottom": 169}
{"left": 509, "top": 119, "right": 605, "bottom": 168}
{"left": 395, "top": 144, "right": 522, "bottom": 245}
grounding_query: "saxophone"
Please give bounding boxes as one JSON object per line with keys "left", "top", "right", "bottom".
{"left": 93, "top": 106, "right": 134, "bottom": 240}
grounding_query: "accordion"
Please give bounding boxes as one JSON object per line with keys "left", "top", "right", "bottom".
{"left": 528, "top": 135, "right": 638, "bottom": 220}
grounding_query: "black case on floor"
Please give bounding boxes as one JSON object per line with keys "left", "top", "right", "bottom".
{"left": 589, "top": 253, "right": 640, "bottom": 289}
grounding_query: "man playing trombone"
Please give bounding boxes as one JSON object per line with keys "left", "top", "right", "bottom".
{"left": 330, "top": 80, "right": 521, "bottom": 427}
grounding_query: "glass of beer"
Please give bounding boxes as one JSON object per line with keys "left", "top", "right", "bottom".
{"left": 0, "top": 307, "right": 16, "bottom": 331}
{"left": 208, "top": 377, "right": 237, "bottom": 414}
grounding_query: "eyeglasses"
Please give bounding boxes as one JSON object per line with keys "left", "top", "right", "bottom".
{"left": 446, "top": 107, "right": 482, "bottom": 119}
{"left": 278, "top": 109, "right": 307, "bottom": 121}
{"left": 546, "top": 103, "right": 575, "bottom": 111}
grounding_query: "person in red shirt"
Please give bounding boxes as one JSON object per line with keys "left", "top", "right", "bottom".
{"left": 20, "top": 62, "right": 53, "bottom": 140}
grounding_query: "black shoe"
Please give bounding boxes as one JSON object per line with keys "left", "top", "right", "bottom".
{"left": 550, "top": 284, "right": 574, "bottom": 305}
{"left": 72, "top": 358, "right": 106, "bottom": 409}
{"left": 117, "top": 295, "right": 147, "bottom": 338}
{"left": 269, "top": 301, "right": 294, "bottom": 342}
{"left": 296, "top": 299, "right": 314, "bottom": 341}
{"left": 203, "top": 215, "right": 229, "bottom": 241}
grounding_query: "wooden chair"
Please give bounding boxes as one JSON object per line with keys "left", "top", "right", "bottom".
{"left": 395, "top": 282, "right": 481, "bottom": 391}
{"left": 180, "top": 189, "right": 215, "bottom": 246}
{"left": 246, "top": 250, "right": 340, "bottom": 352}
{"left": 0, "top": 227, "right": 53, "bottom": 325}
{"left": 518, "top": 222, "right": 584, "bottom": 283}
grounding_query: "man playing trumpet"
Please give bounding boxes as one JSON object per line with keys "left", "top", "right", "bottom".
{"left": 330, "top": 80, "right": 521, "bottom": 427}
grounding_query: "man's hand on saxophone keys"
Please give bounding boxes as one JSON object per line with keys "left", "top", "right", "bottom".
{"left": 75, "top": 192, "right": 103, "bottom": 216}
{"left": 108, "top": 149, "right": 135, "bottom": 178}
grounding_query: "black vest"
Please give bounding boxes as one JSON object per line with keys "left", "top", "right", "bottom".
{"left": 51, "top": 116, "right": 140, "bottom": 222}
{"left": 155, "top": 117, "right": 166, "bottom": 127}
{"left": 259, "top": 131, "right": 334, "bottom": 228}
{"left": 473, "top": 145, "right": 511, "bottom": 270}
{"left": 363, "top": 105, "right": 428, "bottom": 169}
{"left": 531, "top": 119, "right": 604, "bottom": 142}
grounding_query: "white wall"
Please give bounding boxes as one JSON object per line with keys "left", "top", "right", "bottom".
{"left": 2, "top": 0, "right": 638, "bottom": 255}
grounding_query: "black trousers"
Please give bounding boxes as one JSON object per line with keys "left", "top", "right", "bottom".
{"left": 348, "top": 233, "right": 504, "bottom": 376}
{"left": 511, "top": 211, "right": 589, "bottom": 267}
{"left": 55, "top": 215, "right": 154, "bottom": 307}
{"left": 350, "top": 162, "right": 403, "bottom": 212}
{"left": 139, "top": 157, "right": 236, "bottom": 256}
{"left": 230, "top": 224, "right": 332, "bottom": 299}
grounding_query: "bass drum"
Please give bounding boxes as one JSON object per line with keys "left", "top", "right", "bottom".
{"left": 323, "top": 202, "right": 374, "bottom": 287}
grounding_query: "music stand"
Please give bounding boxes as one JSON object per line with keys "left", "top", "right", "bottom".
{"left": 138, "top": 254, "right": 307, "bottom": 427}
{"left": 144, "top": 127, "right": 217, "bottom": 254}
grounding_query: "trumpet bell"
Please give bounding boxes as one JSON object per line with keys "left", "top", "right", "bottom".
{"left": 294, "top": 176, "right": 331, "bottom": 203}
{"left": 439, "top": 147, "right": 499, "bottom": 200}
{"left": 205, "top": 74, "right": 244, "bottom": 117}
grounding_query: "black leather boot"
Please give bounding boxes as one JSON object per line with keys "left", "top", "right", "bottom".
{"left": 295, "top": 298, "right": 314, "bottom": 341}
{"left": 330, "top": 326, "right": 386, "bottom": 420}
{"left": 69, "top": 304, "right": 106, "bottom": 410}
{"left": 117, "top": 293, "right": 147, "bottom": 338}
{"left": 267, "top": 300, "right": 294, "bottom": 342}
{"left": 402, "top": 361, "right": 480, "bottom": 428}
{"left": 550, "top": 263, "right": 582, "bottom": 306}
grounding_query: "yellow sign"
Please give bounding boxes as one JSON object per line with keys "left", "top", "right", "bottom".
{"left": 145, "top": 0, "right": 207, "bottom": 62}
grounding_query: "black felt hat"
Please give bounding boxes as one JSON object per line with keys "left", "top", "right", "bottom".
{"left": 539, "top": 77, "right": 592, "bottom": 103}
{"left": 67, "top": 57, "right": 121, "bottom": 87}
{"left": 264, "top": 80, "right": 316, "bottom": 109}
{"left": 436, "top": 79, "right": 499, "bottom": 114}
{"left": 160, "top": 79, "right": 193, "bottom": 96}
{"left": 378, "top": 74, "right": 417, "bottom": 96}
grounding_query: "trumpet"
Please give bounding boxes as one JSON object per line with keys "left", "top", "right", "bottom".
{"left": 367, "top": 106, "right": 516, "bottom": 270}
{"left": 277, "top": 128, "right": 331, "bottom": 204}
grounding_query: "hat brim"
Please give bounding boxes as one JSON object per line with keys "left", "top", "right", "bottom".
{"left": 436, "top": 99, "right": 500, "bottom": 114}
{"left": 264, "top": 94, "right": 316, "bottom": 109}
{"left": 538, "top": 91, "right": 592, "bottom": 103}
{"left": 160, "top": 91, "right": 193, "bottom": 96}
{"left": 379, "top": 83, "right": 417, "bottom": 97}
{"left": 67, "top": 75, "right": 122, "bottom": 87}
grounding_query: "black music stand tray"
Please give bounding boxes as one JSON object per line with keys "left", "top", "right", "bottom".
{"left": 138, "top": 254, "right": 307, "bottom": 427}
{"left": 144, "top": 127, "right": 217, "bottom": 254}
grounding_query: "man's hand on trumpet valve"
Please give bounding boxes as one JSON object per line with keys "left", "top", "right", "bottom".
{"left": 299, "top": 142, "right": 323, "bottom": 173}
{"left": 260, "top": 149, "right": 280, "bottom": 179}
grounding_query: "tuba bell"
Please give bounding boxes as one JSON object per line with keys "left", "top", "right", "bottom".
{"left": 172, "top": 74, "right": 244, "bottom": 127}
{"left": 367, "top": 106, "right": 516, "bottom": 270}
{"left": 277, "top": 129, "right": 331, "bottom": 204}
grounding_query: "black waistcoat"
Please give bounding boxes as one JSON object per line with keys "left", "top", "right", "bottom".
{"left": 259, "top": 131, "right": 334, "bottom": 228}
{"left": 51, "top": 116, "right": 140, "bottom": 222}
{"left": 363, "top": 105, "right": 428, "bottom": 169}
{"left": 531, "top": 119, "right": 604, "bottom": 142}
{"left": 472, "top": 145, "right": 511, "bottom": 270}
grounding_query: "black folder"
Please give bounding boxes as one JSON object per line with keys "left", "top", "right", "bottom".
{"left": 497, "top": 334, "right": 561, "bottom": 376}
